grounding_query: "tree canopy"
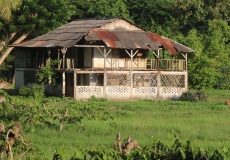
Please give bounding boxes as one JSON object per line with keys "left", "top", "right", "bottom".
{"left": 0, "top": 0, "right": 21, "bottom": 21}
{"left": 0, "top": 0, "right": 229, "bottom": 89}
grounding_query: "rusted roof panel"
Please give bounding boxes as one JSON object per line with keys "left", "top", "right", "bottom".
{"left": 84, "top": 30, "right": 194, "bottom": 54}
{"left": 146, "top": 32, "right": 177, "bottom": 54}
{"left": 86, "top": 30, "right": 165, "bottom": 50}
{"left": 87, "top": 30, "right": 152, "bottom": 49}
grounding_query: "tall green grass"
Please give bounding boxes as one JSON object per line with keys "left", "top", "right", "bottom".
{"left": 23, "top": 89, "right": 230, "bottom": 159}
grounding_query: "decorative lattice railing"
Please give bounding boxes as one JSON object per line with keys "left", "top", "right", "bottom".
{"left": 76, "top": 86, "right": 103, "bottom": 99}
{"left": 133, "top": 73, "right": 157, "bottom": 87}
{"left": 160, "top": 75, "right": 185, "bottom": 87}
{"left": 107, "top": 74, "right": 130, "bottom": 86}
{"left": 75, "top": 72, "right": 186, "bottom": 100}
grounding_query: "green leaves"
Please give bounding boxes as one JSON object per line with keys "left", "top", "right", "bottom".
{"left": 52, "top": 134, "right": 230, "bottom": 159}
{"left": 1, "top": 0, "right": 230, "bottom": 90}
{"left": 11, "top": 0, "right": 75, "bottom": 38}
{"left": 0, "top": 0, "right": 22, "bottom": 21}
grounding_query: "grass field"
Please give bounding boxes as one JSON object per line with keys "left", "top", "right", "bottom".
{"left": 20, "top": 89, "right": 230, "bottom": 159}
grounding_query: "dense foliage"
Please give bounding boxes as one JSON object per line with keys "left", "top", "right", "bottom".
{"left": 1, "top": 89, "right": 230, "bottom": 158}
{"left": 0, "top": 0, "right": 21, "bottom": 21}
{"left": 0, "top": 0, "right": 230, "bottom": 87}
{"left": 53, "top": 136, "right": 230, "bottom": 160}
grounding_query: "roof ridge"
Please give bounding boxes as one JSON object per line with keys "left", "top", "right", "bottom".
{"left": 73, "top": 17, "right": 120, "bottom": 21}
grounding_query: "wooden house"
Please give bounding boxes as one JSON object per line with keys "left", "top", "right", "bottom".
{"left": 13, "top": 17, "right": 194, "bottom": 100}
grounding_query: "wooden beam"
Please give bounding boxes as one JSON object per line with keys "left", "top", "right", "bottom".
{"left": 58, "top": 49, "right": 61, "bottom": 69}
{"left": 62, "top": 72, "right": 66, "bottom": 97}
{"left": 125, "top": 49, "right": 139, "bottom": 58}
{"left": 181, "top": 53, "right": 187, "bottom": 70}
{"left": 0, "top": 34, "right": 28, "bottom": 65}
{"left": 47, "top": 49, "right": 51, "bottom": 84}
{"left": 152, "top": 50, "right": 160, "bottom": 59}
{"left": 74, "top": 71, "right": 77, "bottom": 99}
{"left": 185, "top": 71, "right": 188, "bottom": 92}
{"left": 61, "top": 48, "right": 67, "bottom": 69}
{"left": 74, "top": 45, "right": 105, "bottom": 48}
{"left": 103, "top": 48, "right": 107, "bottom": 98}
{"left": 126, "top": 49, "right": 139, "bottom": 100}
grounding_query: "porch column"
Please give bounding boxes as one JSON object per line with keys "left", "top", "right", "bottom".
{"left": 74, "top": 71, "right": 77, "bottom": 99}
{"left": 182, "top": 53, "right": 188, "bottom": 91}
{"left": 41, "top": 49, "right": 45, "bottom": 67}
{"left": 35, "top": 50, "right": 39, "bottom": 83}
{"left": 125, "top": 49, "right": 139, "bottom": 100}
{"left": 103, "top": 48, "right": 107, "bottom": 98}
{"left": 35, "top": 50, "right": 39, "bottom": 68}
{"left": 130, "top": 50, "right": 133, "bottom": 99}
{"left": 185, "top": 71, "right": 188, "bottom": 92}
{"left": 62, "top": 72, "right": 66, "bottom": 97}
{"left": 61, "top": 48, "right": 67, "bottom": 69}
{"left": 47, "top": 49, "right": 51, "bottom": 84}
{"left": 58, "top": 49, "right": 61, "bottom": 69}
{"left": 181, "top": 53, "right": 188, "bottom": 71}
{"left": 97, "top": 47, "right": 111, "bottom": 99}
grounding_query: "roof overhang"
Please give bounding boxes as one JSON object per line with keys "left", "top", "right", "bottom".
{"left": 12, "top": 18, "right": 194, "bottom": 54}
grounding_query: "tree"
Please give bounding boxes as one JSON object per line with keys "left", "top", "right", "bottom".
{"left": 126, "top": 0, "right": 177, "bottom": 36}
{"left": 0, "top": 0, "right": 21, "bottom": 21}
{"left": 0, "top": 0, "right": 76, "bottom": 82}
{"left": 177, "top": 29, "right": 215, "bottom": 89}
{"left": 172, "top": 0, "right": 230, "bottom": 34}
{"left": 204, "top": 20, "right": 230, "bottom": 89}
{"left": 71, "top": 0, "right": 131, "bottom": 20}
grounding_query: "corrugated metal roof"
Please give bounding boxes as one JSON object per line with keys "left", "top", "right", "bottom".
{"left": 13, "top": 17, "right": 194, "bottom": 54}
{"left": 86, "top": 30, "right": 194, "bottom": 54}
{"left": 13, "top": 18, "right": 119, "bottom": 48}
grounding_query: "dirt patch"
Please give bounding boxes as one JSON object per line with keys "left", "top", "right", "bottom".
{"left": 225, "top": 100, "right": 230, "bottom": 105}
{"left": 0, "top": 81, "right": 11, "bottom": 89}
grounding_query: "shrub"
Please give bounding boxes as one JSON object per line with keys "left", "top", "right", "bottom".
{"left": 89, "top": 95, "right": 108, "bottom": 102}
{"left": 19, "top": 84, "right": 45, "bottom": 99}
{"left": 179, "top": 90, "right": 207, "bottom": 102}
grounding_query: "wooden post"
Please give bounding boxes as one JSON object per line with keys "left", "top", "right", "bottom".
{"left": 61, "top": 48, "right": 67, "bottom": 69}
{"left": 62, "top": 72, "right": 66, "bottom": 97}
{"left": 181, "top": 53, "right": 188, "bottom": 92}
{"left": 41, "top": 49, "right": 44, "bottom": 67}
{"left": 130, "top": 49, "right": 133, "bottom": 100}
{"left": 181, "top": 53, "right": 187, "bottom": 71}
{"left": 125, "top": 49, "right": 138, "bottom": 100}
{"left": 103, "top": 48, "right": 107, "bottom": 98}
{"left": 96, "top": 47, "right": 110, "bottom": 99}
{"left": 35, "top": 50, "right": 39, "bottom": 67}
{"left": 185, "top": 53, "right": 188, "bottom": 71}
{"left": 47, "top": 49, "right": 51, "bottom": 84}
{"left": 74, "top": 71, "right": 77, "bottom": 99}
{"left": 185, "top": 71, "right": 188, "bottom": 92}
{"left": 58, "top": 49, "right": 61, "bottom": 69}
{"left": 185, "top": 54, "right": 188, "bottom": 92}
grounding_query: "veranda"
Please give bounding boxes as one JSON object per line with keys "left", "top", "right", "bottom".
{"left": 65, "top": 47, "right": 188, "bottom": 100}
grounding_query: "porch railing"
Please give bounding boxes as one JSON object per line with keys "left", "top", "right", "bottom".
{"left": 110, "top": 58, "right": 186, "bottom": 71}
{"left": 36, "top": 58, "right": 186, "bottom": 71}
{"left": 146, "top": 59, "right": 186, "bottom": 71}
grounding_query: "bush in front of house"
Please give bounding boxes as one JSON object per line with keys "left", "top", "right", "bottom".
{"left": 179, "top": 90, "right": 207, "bottom": 102}
{"left": 19, "top": 84, "right": 45, "bottom": 99}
